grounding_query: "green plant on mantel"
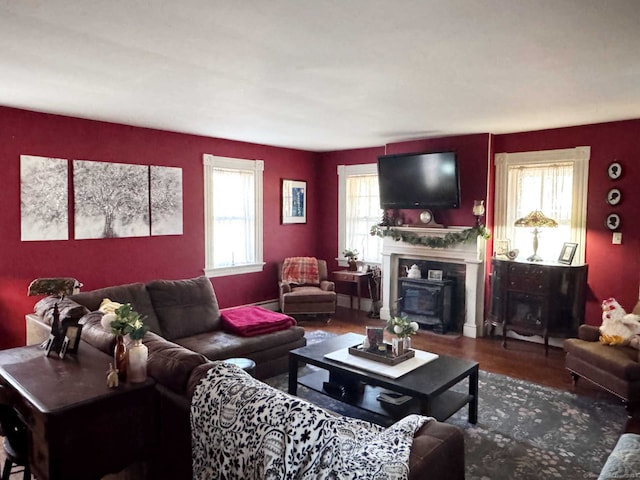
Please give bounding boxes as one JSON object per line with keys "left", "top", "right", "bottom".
{"left": 369, "top": 224, "right": 491, "bottom": 248}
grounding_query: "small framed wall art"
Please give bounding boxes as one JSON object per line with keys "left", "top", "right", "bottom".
{"left": 607, "top": 162, "right": 622, "bottom": 180}
{"left": 606, "top": 188, "right": 621, "bottom": 205}
{"left": 281, "top": 179, "right": 307, "bottom": 224}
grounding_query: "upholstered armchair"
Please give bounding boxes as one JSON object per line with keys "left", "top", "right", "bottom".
{"left": 278, "top": 257, "right": 336, "bottom": 318}
{"left": 564, "top": 299, "right": 640, "bottom": 415}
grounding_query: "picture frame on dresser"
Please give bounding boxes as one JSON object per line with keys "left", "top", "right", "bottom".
{"left": 558, "top": 242, "right": 578, "bottom": 265}
{"left": 427, "top": 270, "right": 443, "bottom": 281}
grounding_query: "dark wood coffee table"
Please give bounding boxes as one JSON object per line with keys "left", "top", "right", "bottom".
{"left": 289, "top": 332, "right": 478, "bottom": 425}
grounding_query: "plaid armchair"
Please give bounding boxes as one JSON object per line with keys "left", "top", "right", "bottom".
{"left": 278, "top": 257, "right": 336, "bottom": 318}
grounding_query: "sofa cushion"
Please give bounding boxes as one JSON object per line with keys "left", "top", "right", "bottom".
{"left": 70, "top": 283, "right": 162, "bottom": 334}
{"left": 174, "top": 326, "right": 305, "bottom": 362}
{"left": 146, "top": 276, "right": 220, "bottom": 341}
{"left": 145, "top": 331, "right": 209, "bottom": 394}
{"left": 564, "top": 338, "right": 640, "bottom": 381}
{"left": 34, "top": 296, "right": 89, "bottom": 326}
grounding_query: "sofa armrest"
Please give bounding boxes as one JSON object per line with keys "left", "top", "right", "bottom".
{"left": 279, "top": 281, "right": 292, "bottom": 294}
{"left": 320, "top": 280, "right": 335, "bottom": 292}
{"left": 409, "top": 420, "right": 465, "bottom": 480}
{"left": 578, "top": 324, "right": 600, "bottom": 342}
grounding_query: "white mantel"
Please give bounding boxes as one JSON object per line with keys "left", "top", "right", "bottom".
{"left": 380, "top": 226, "right": 486, "bottom": 338}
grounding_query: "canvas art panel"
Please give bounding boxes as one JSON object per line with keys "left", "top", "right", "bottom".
{"left": 20, "top": 155, "right": 69, "bottom": 241}
{"left": 150, "top": 166, "right": 183, "bottom": 236}
{"left": 74, "top": 160, "right": 150, "bottom": 239}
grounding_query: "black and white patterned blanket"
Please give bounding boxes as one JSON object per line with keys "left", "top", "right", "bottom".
{"left": 191, "top": 362, "right": 431, "bottom": 479}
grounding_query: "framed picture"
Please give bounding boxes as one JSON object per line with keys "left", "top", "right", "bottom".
{"left": 558, "top": 242, "right": 578, "bottom": 265}
{"left": 607, "top": 161, "right": 622, "bottom": 180}
{"left": 494, "top": 239, "right": 510, "bottom": 258}
{"left": 427, "top": 269, "right": 443, "bottom": 281}
{"left": 281, "top": 179, "right": 307, "bottom": 224}
{"left": 63, "top": 323, "right": 83, "bottom": 355}
{"left": 357, "top": 262, "right": 369, "bottom": 273}
{"left": 365, "top": 326, "right": 384, "bottom": 349}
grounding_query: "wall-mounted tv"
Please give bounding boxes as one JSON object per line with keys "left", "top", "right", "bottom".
{"left": 377, "top": 151, "right": 460, "bottom": 209}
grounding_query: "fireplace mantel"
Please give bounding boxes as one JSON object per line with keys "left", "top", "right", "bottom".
{"left": 380, "top": 226, "right": 486, "bottom": 338}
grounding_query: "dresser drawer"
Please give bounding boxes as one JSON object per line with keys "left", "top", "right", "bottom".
{"left": 507, "top": 264, "right": 549, "bottom": 291}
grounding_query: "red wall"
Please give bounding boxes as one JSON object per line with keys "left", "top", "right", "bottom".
{"left": 0, "top": 107, "right": 318, "bottom": 348}
{"left": 315, "top": 134, "right": 492, "bottom": 272}
{"left": 493, "top": 120, "right": 640, "bottom": 324}
{"left": 2, "top": 104, "right": 638, "bottom": 348}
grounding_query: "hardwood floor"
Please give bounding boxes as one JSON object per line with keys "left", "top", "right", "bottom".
{"left": 300, "top": 306, "right": 616, "bottom": 403}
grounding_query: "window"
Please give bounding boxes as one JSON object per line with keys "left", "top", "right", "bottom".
{"left": 494, "top": 147, "right": 589, "bottom": 264}
{"left": 203, "top": 154, "right": 264, "bottom": 277}
{"left": 337, "top": 164, "right": 383, "bottom": 264}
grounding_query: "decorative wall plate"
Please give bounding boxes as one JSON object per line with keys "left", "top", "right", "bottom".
{"left": 606, "top": 213, "right": 621, "bottom": 230}
{"left": 606, "top": 188, "right": 621, "bottom": 205}
{"left": 607, "top": 162, "right": 622, "bottom": 180}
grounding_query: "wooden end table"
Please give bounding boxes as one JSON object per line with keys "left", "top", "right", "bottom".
{"left": 0, "top": 344, "right": 156, "bottom": 480}
{"left": 333, "top": 270, "right": 372, "bottom": 311}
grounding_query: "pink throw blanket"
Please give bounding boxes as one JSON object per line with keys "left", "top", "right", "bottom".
{"left": 221, "top": 306, "right": 296, "bottom": 337}
{"left": 282, "top": 256, "right": 319, "bottom": 285}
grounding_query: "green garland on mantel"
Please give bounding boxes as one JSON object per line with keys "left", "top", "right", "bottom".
{"left": 370, "top": 224, "right": 491, "bottom": 248}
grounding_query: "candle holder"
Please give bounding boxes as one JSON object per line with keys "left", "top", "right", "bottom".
{"left": 473, "top": 200, "right": 485, "bottom": 227}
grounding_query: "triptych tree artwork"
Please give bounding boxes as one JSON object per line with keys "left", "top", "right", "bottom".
{"left": 20, "top": 155, "right": 183, "bottom": 241}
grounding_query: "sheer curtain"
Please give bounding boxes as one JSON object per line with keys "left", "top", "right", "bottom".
{"left": 212, "top": 168, "right": 255, "bottom": 267}
{"left": 345, "top": 174, "right": 382, "bottom": 263}
{"left": 508, "top": 163, "right": 573, "bottom": 261}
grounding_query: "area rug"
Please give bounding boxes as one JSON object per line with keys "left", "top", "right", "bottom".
{"left": 268, "top": 330, "right": 628, "bottom": 479}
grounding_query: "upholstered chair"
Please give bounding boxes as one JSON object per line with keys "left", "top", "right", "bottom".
{"left": 564, "top": 299, "right": 640, "bottom": 415}
{"left": 278, "top": 257, "right": 336, "bottom": 318}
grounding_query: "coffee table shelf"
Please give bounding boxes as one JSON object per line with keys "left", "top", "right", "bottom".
{"left": 298, "top": 369, "right": 473, "bottom": 424}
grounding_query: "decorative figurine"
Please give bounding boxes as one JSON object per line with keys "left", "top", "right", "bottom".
{"left": 106, "top": 363, "right": 119, "bottom": 388}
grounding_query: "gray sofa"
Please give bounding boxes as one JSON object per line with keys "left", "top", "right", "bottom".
{"left": 28, "top": 275, "right": 307, "bottom": 379}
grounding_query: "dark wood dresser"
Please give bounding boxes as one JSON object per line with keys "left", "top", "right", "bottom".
{"left": 489, "top": 258, "right": 588, "bottom": 355}
{"left": 0, "top": 344, "right": 156, "bottom": 480}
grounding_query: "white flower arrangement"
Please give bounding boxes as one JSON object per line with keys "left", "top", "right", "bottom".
{"left": 386, "top": 316, "right": 419, "bottom": 338}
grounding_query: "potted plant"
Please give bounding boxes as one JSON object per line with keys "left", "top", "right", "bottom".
{"left": 342, "top": 248, "right": 359, "bottom": 271}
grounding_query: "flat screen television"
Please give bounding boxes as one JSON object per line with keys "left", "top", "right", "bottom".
{"left": 377, "top": 151, "right": 460, "bottom": 209}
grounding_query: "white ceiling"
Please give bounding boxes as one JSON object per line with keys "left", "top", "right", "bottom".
{"left": 1, "top": 0, "right": 639, "bottom": 152}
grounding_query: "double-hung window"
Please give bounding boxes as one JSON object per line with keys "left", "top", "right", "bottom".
{"left": 494, "top": 147, "right": 589, "bottom": 264}
{"left": 203, "top": 154, "right": 264, "bottom": 277}
{"left": 337, "top": 163, "right": 383, "bottom": 265}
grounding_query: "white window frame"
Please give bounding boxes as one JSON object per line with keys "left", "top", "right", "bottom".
{"left": 203, "top": 154, "right": 264, "bottom": 277}
{"left": 494, "top": 146, "right": 590, "bottom": 264}
{"left": 337, "top": 163, "right": 382, "bottom": 266}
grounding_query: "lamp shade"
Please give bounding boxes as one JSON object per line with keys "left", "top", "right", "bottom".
{"left": 514, "top": 211, "right": 558, "bottom": 262}
{"left": 27, "top": 278, "right": 82, "bottom": 297}
{"left": 514, "top": 210, "right": 558, "bottom": 228}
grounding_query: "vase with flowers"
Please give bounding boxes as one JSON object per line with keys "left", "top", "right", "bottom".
{"left": 101, "top": 303, "right": 150, "bottom": 383}
{"left": 386, "top": 316, "right": 419, "bottom": 356}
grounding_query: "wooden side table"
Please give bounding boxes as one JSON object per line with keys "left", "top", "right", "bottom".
{"left": 333, "top": 270, "right": 372, "bottom": 311}
{"left": 0, "top": 344, "right": 156, "bottom": 480}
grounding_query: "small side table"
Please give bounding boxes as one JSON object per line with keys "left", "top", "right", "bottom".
{"left": 333, "top": 270, "right": 372, "bottom": 311}
{"left": 224, "top": 357, "right": 256, "bottom": 377}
